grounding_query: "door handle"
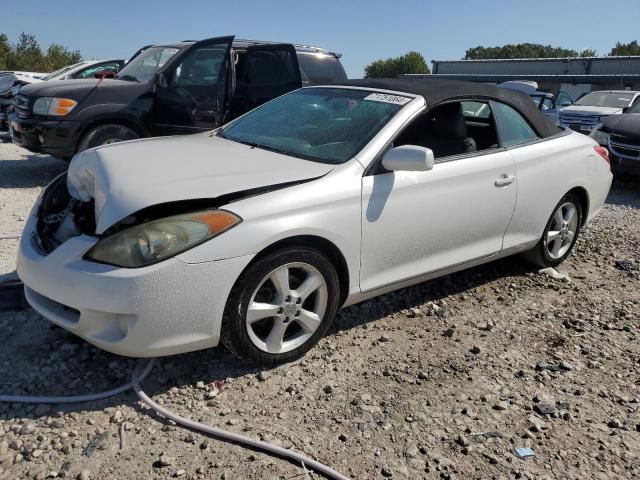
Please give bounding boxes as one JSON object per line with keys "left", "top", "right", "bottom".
{"left": 494, "top": 175, "right": 515, "bottom": 187}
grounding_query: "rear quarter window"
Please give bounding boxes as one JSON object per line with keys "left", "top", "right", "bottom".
{"left": 297, "top": 53, "right": 347, "bottom": 84}
{"left": 493, "top": 102, "right": 540, "bottom": 147}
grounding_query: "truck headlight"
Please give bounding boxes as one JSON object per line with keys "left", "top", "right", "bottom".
{"left": 33, "top": 97, "right": 78, "bottom": 116}
{"left": 589, "top": 123, "right": 610, "bottom": 146}
{"left": 85, "top": 210, "right": 241, "bottom": 268}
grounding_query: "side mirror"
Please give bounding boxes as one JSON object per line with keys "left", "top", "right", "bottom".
{"left": 382, "top": 145, "right": 435, "bottom": 172}
{"left": 622, "top": 106, "right": 631, "bottom": 114}
{"left": 94, "top": 71, "right": 116, "bottom": 79}
{"left": 558, "top": 101, "right": 572, "bottom": 108}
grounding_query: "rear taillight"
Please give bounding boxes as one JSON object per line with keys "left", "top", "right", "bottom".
{"left": 594, "top": 145, "right": 610, "bottom": 165}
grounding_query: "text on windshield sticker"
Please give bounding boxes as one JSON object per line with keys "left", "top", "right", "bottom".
{"left": 364, "top": 93, "right": 412, "bottom": 105}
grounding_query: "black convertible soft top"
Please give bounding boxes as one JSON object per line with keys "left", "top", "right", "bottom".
{"left": 337, "top": 78, "right": 561, "bottom": 138}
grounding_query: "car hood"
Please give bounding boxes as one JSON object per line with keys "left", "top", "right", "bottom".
{"left": 20, "top": 78, "right": 140, "bottom": 99}
{"left": 560, "top": 105, "right": 622, "bottom": 116}
{"left": 602, "top": 113, "right": 640, "bottom": 138}
{"left": 67, "top": 133, "right": 335, "bottom": 234}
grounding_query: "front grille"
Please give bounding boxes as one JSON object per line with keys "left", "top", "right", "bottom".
{"left": 559, "top": 112, "right": 600, "bottom": 130}
{"left": 13, "top": 93, "right": 31, "bottom": 118}
{"left": 609, "top": 134, "right": 640, "bottom": 161}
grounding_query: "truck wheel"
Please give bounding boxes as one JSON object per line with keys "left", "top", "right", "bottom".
{"left": 77, "top": 124, "right": 139, "bottom": 153}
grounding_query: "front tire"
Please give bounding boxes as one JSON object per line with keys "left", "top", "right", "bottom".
{"left": 221, "top": 247, "right": 341, "bottom": 366}
{"left": 77, "top": 124, "right": 139, "bottom": 153}
{"left": 523, "top": 193, "right": 583, "bottom": 268}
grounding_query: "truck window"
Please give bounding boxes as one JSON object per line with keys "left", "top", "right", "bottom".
{"left": 173, "top": 47, "right": 225, "bottom": 87}
{"left": 241, "top": 50, "right": 298, "bottom": 85}
{"left": 116, "top": 47, "right": 180, "bottom": 82}
{"left": 297, "top": 54, "right": 347, "bottom": 84}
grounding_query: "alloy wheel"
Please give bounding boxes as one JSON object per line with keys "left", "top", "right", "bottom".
{"left": 245, "top": 262, "right": 328, "bottom": 354}
{"left": 546, "top": 202, "right": 578, "bottom": 260}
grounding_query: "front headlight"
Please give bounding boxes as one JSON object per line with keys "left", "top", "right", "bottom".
{"left": 33, "top": 97, "right": 78, "bottom": 116}
{"left": 85, "top": 210, "right": 241, "bottom": 268}
{"left": 589, "top": 123, "right": 610, "bottom": 146}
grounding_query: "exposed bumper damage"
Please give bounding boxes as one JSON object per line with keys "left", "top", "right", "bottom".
{"left": 17, "top": 168, "right": 320, "bottom": 357}
{"left": 17, "top": 177, "right": 256, "bottom": 356}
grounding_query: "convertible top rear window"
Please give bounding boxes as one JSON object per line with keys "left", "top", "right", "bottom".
{"left": 220, "top": 88, "right": 407, "bottom": 164}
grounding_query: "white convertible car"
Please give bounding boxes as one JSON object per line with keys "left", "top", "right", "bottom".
{"left": 17, "top": 79, "right": 612, "bottom": 365}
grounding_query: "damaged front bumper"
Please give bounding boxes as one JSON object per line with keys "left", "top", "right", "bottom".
{"left": 17, "top": 180, "right": 254, "bottom": 357}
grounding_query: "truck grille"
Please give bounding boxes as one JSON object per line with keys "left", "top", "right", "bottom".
{"left": 13, "top": 93, "right": 31, "bottom": 118}
{"left": 609, "top": 134, "right": 640, "bottom": 161}
{"left": 559, "top": 112, "right": 601, "bottom": 130}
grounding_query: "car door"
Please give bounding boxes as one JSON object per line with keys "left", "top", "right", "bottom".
{"left": 360, "top": 101, "right": 517, "bottom": 292}
{"left": 154, "top": 36, "right": 234, "bottom": 135}
{"left": 227, "top": 44, "right": 301, "bottom": 122}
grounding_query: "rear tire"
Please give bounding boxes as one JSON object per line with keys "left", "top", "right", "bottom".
{"left": 522, "top": 193, "right": 583, "bottom": 268}
{"left": 77, "top": 124, "right": 139, "bottom": 153}
{"left": 221, "top": 246, "right": 340, "bottom": 367}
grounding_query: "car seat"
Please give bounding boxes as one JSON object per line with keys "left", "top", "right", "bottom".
{"left": 420, "top": 103, "right": 477, "bottom": 157}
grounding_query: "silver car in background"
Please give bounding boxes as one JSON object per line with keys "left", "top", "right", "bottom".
{"left": 559, "top": 90, "right": 640, "bottom": 132}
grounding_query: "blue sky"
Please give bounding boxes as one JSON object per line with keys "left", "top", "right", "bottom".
{"left": 2, "top": 0, "right": 639, "bottom": 77}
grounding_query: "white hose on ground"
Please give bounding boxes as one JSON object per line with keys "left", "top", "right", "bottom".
{"left": 0, "top": 361, "right": 154, "bottom": 404}
{"left": 0, "top": 359, "right": 351, "bottom": 480}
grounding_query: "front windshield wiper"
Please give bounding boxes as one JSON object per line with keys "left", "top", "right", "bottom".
{"left": 229, "top": 137, "right": 292, "bottom": 157}
{"left": 116, "top": 74, "right": 139, "bottom": 83}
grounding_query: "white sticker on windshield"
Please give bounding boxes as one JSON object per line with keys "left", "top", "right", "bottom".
{"left": 364, "top": 93, "right": 411, "bottom": 105}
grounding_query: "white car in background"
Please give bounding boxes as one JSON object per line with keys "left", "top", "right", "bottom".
{"left": 17, "top": 79, "right": 612, "bottom": 366}
{"left": 26, "top": 59, "right": 125, "bottom": 83}
{"left": 5, "top": 71, "right": 47, "bottom": 83}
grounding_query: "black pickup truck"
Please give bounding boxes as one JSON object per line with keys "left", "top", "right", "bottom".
{"left": 9, "top": 36, "right": 347, "bottom": 160}
{"left": 590, "top": 101, "right": 640, "bottom": 176}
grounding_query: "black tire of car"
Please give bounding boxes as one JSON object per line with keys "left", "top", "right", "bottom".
{"left": 77, "top": 124, "right": 139, "bottom": 153}
{"left": 220, "top": 247, "right": 341, "bottom": 367}
{"left": 522, "top": 192, "right": 583, "bottom": 268}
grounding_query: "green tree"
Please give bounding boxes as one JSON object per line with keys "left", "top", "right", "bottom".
{"left": 464, "top": 43, "right": 594, "bottom": 60}
{"left": 365, "top": 51, "right": 430, "bottom": 78}
{"left": 0, "top": 32, "right": 83, "bottom": 72}
{"left": 0, "top": 33, "right": 10, "bottom": 70}
{"left": 7, "top": 32, "right": 45, "bottom": 71}
{"left": 608, "top": 40, "right": 640, "bottom": 56}
{"left": 43, "top": 44, "right": 82, "bottom": 71}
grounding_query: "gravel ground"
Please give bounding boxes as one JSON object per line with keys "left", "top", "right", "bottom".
{"left": 0, "top": 139, "right": 639, "bottom": 480}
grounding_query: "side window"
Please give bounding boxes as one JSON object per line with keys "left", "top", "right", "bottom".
{"left": 297, "top": 54, "right": 347, "bottom": 84}
{"left": 173, "top": 45, "right": 226, "bottom": 87}
{"left": 542, "top": 98, "right": 554, "bottom": 111}
{"left": 556, "top": 91, "right": 573, "bottom": 107}
{"left": 492, "top": 102, "right": 539, "bottom": 147}
{"left": 461, "top": 101, "right": 490, "bottom": 119}
{"left": 394, "top": 100, "right": 499, "bottom": 160}
{"left": 242, "top": 49, "right": 297, "bottom": 85}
